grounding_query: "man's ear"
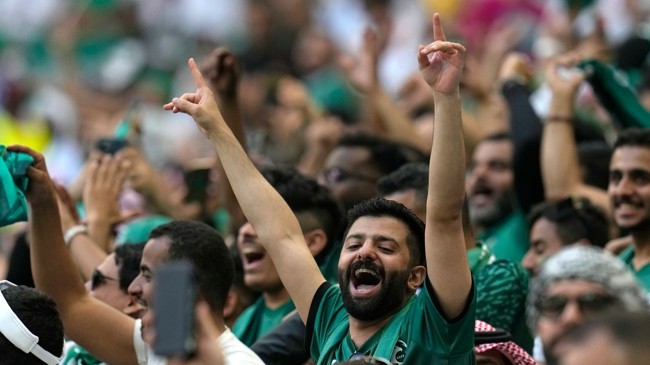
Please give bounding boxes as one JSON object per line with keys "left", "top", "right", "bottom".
{"left": 222, "top": 290, "right": 238, "bottom": 321}
{"left": 407, "top": 265, "right": 427, "bottom": 291}
{"left": 304, "top": 228, "right": 328, "bottom": 257}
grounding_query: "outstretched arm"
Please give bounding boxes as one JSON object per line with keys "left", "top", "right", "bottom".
{"left": 541, "top": 55, "right": 609, "bottom": 213}
{"left": 9, "top": 145, "right": 137, "bottom": 365}
{"left": 418, "top": 14, "right": 472, "bottom": 319}
{"left": 164, "top": 60, "right": 326, "bottom": 323}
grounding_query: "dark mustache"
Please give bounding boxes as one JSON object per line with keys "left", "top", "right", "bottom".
{"left": 349, "top": 260, "right": 384, "bottom": 278}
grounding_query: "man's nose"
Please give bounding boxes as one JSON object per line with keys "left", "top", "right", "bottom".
{"left": 357, "top": 241, "right": 377, "bottom": 261}
{"left": 559, "top": 300, "right": 584, "bottom": 327}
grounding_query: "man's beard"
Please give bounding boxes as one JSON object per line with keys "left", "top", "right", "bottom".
{"left": 543, "top": 342, "right": 560, "bottom": 365}
{"left": 338, "top": 260, "right": 412, "bottom": 321}
{"left": 469, "top": 190, "right": 515, "bottom": 227}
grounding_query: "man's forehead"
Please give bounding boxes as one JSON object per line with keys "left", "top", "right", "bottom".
{"left": 545, "top": 279, "right": 610, "bottom": 296}
{"left": 610, "top": 146, "right": 650, "bottom": 170}
{"left": 142, "top": 236, "right": 171, "bottom": 268}
{"left": 346, "top": 216, "right": 409, "bottom": 238}
{"left": 472, "top": 140, "right": 512, "bottom": 161}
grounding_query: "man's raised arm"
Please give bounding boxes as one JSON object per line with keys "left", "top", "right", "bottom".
{"left": 418, "top": 14, "right": 472, "bottom": 319}
{"left": 9, "top": 145, "right": 138, "bottom": 365}
{"left": 164, "top": 59, "right": 326, "bottom": 323}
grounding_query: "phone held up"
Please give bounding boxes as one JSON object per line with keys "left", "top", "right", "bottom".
{"left": 152, "top": 260, "right": 198, "bottom": 359}
{"left": 95, "top": 138, "right": 130, "bottom": 155}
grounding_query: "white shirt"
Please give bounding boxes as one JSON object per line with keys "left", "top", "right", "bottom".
{"left": 133, "top": 319, "right": 265, "bottom": 365}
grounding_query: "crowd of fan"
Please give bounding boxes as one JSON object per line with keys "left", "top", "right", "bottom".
{"left": 2, "top": 1, "right": 650, "bottom": 364}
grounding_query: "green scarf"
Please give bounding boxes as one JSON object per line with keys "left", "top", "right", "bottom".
{"left": 0, "top": 145, "right": 33, "bottom": 227}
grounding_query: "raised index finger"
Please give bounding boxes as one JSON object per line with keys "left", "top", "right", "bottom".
{"left": 188, "top": 58, "right": 208, "bottom": 89}
{"left": 432, "top": 13, "right": 446, "bottom": 42}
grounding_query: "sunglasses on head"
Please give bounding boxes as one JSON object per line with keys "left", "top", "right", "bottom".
{"left": 537, "top": 292, "right": 619, "bottom": 319}
{"left": 91, "top": 269, "right": 119, "bottom": 290}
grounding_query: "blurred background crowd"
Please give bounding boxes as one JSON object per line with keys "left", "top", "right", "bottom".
{"left": 3, "top": 0, "right": 650, "bottom": 363}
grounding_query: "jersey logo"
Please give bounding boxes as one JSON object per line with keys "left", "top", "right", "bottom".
{"left": 391, "top": 339, "right": 407, "bottom": 365}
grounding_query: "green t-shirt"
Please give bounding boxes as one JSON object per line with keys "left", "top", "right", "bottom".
{"left": 477, "top": 210, "right": 529, "bottom": 263}
{"left": 62, "top": 343, "right": 105, "bottom": 365}
{"left": 232, "top": 296, "right": 296, "bottom": 346}
{"left": 619, "top": 246, "right": 650, "bottom": 291}
{"left": 307, "top": 281, "right": 476, "bottom": 365}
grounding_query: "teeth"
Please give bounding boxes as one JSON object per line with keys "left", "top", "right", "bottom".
{"left": 242, "top": 248, "right": 263, "bottom": 255}
{"left": 355, "top": 268, "right": 379, "bottom": 278}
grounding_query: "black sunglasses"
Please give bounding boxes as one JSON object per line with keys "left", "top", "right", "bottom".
{"left": 537, "top": 292, "right": 619, "bottom": 319}
{"left": 91, "top": 269, "right": 119, "bottom": 290}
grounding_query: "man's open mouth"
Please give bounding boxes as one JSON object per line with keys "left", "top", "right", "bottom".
{"left": 350, "top": 266, "right": 382, "bottom": 297}
{"left": 471, "top": 184, "right": 493, "bottom": 201}
{"left": 242, "top": 248, "right": 267, "bottom": 271}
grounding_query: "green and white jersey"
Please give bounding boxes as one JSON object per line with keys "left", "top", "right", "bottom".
{"left": 306, "top": 280, "right": 476, "bottom": 365}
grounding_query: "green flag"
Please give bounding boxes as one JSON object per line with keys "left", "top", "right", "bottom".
{"left": 0, "top": 145, "right": 34, "bottom": 226}
{"left": 579, "top": 60, "right": 650, "bottom": 128}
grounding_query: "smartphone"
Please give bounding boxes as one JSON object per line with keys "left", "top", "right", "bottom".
{"left": 183, "top": 158, "right": 213, "bottom": 203}
{"left": 95, "top": 138, "right": 130, "bottom": 155}
{"left": 152, "top": 260, "right": 197, "bottom": 359}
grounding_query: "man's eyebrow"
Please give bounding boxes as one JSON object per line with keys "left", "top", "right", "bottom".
{"left": 345, "top": 234, "right": 398, "bottom": 244}
{"left": 345, "top": 233, "right": 366, "bottom": 241}
{"left": 373, "top": 235, "right": 398, "bottom": 244}
{"left": 140, "top": 264, "right": 151, "bottom": 272}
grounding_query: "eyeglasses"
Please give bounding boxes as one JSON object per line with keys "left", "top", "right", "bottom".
{"left": 0, "top": 280, "right": 64, "bottom": 364}
{"left": 91, "top": 269, "right": 119, "bottom": 290}
{"left": 537, "top": 292, "right": 619, "bottom": 319}
{"left": 320, "top": 167, "right": 377, "bottom": 185}
{"left": 348, "top": 353, "right": 393, "bottom": 365}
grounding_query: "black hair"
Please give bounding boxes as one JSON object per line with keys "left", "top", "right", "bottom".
{"left": 613, "top": 128, "right": 650, "bottom": 150}
{"left": 0, "top": 286, "right": 64, "bottom": 365}
{"left": 377, "top": 162, "right": 473, "bottom": 236}
{"left": 345, "top": 198, "right": 426, "bottom": 267}
{"left": 527, "top": 197, "right": 610, "bottom": 248}
{"left": 336, "top": 133, "right": 428, "bottom": 177}
{"left": 262, "top": 167, "right": 344, "bottom": 258}
{"left": 150, "top": 221, "right": 234, "bottom": 313}
{"left": 376, "top": 163, "right": 429, "bottom": 203}
{"left": 114, "top": 242, "right": 146, "bottom": 293}
{"left": 578, "top": 140, "right": 612, "bottom": 190}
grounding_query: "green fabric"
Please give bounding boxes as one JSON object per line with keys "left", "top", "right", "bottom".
{"left": 62, "top": 344, "right": 105, "bottom": 365}
{"left": 232, "top": 296, "right": 296, "bottom": 347}
{"left": 310, "top": 281, "right": 476, "bottom": 365}
{"left": 467, "top": 242, "right": 532, "bottom": 352}
{"left": 0, "top": 145, "right": 34, "bottom": 227}
{"left": 477, "top": 210, "right": 529, "bottom": 263}
{"left": 317, "top": 240, "right": 342, "bottom": 284}
{"left": 474, "top": 259, "right": 532, "bottom": 352}
{"left": 579, "top": 60, "right": 650, "bottom": 128}
{"left": 619, "top": 246, "right": 650, "bottom": 291}
{"left": 115, "top": 215, "right": 172, "bottom": 245}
